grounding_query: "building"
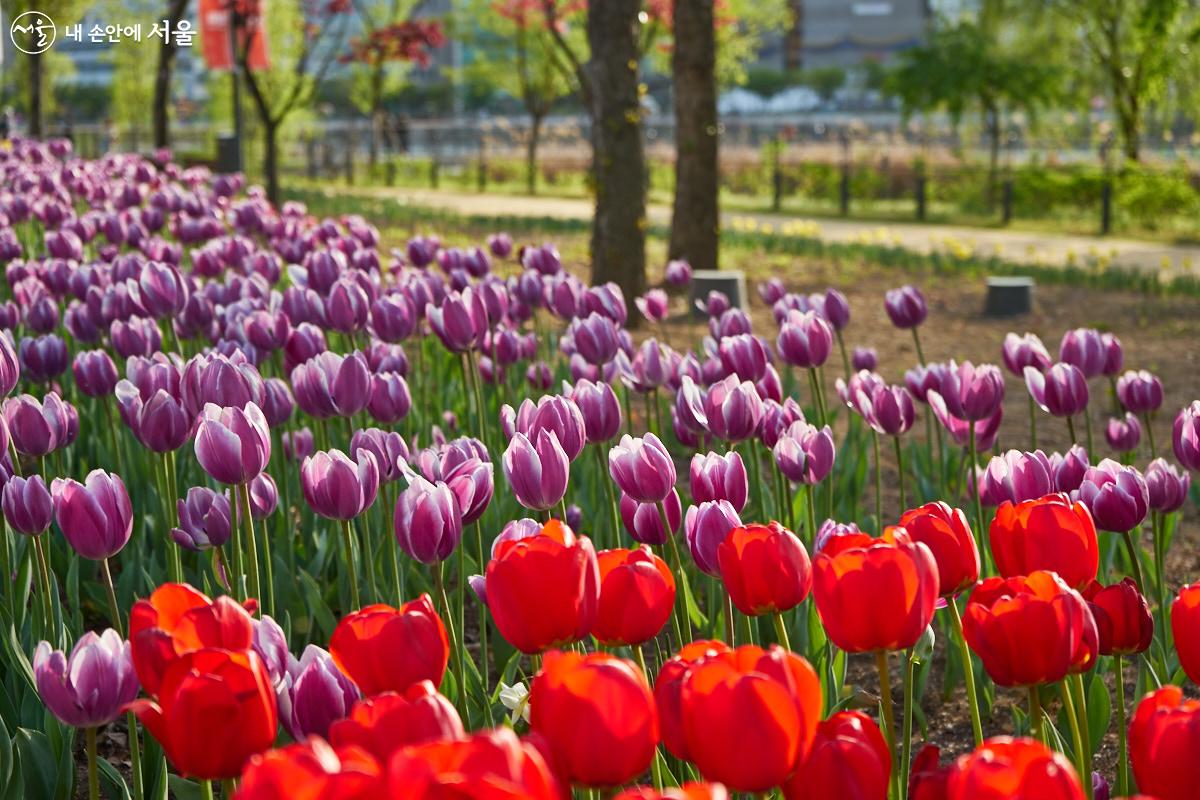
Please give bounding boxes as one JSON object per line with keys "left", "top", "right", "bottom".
{"left": 769, "top": 0, "right": 932, "bottom": 70}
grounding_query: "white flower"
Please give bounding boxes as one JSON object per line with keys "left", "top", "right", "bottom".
{"left": 499, "top": 681, "right": 531, "bottom": 725}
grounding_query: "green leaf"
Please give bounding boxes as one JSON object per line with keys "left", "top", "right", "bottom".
{"left": 3, "top": 628, "right": 34, "bottom": 696}
{"left": 0, "top": 714, "right": 13, "bottom": 791}
{"left": 166, "top": 776, "right": 201, "bottom": 800}
{"left": 14, "top": 729, "right": 56, "bottom": 800}
{"left": 1086, "top": 672, "right": 1112, "bottom": 757}
{"left": 97, "top": 757, "right": 131, "bottom": 800}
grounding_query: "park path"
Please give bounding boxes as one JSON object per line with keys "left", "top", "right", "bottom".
{"left": 346, "top": 186, "right": 1200, "bottom": 275}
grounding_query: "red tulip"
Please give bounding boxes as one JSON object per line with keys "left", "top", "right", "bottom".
{"left": 615, "top": 785, "right": 729, "bottom": 800}
{"left": 1082, "top": 578, "right": 1153, "bottom": 655}
{"left": 718, "top": 522, "right": 812, "bottom": 616}
{"left": 384, "top": 727, "right": 563, "bottom": 799}
{"left": 593, "top": 545, "right": 676, "bottom": 646}
{"left": 962, "top": 571, "right": 1093, "bottom": 687}
{"left": 945, "top": 737, "right": 1084, "bottom": 800}
{"left": 131, "top": 649, "right": 278, "bottom": 780}
{"left": 908, "top": 745, "right": 951, "bottom": 800}
{"left": 129, "top": 582, "right": 257, "bottom": 697}
{"left": 899, "top": 502, "right": 979, "bottom": 596}
{"left": 328, "top": 680, "right": 463, "bottom": 763}
{"left": 782, "top": 711, "right": 891, "bottom": 800}
{"left": 1129, "top": 685, "right": 1200, "bottom": 800}
{"left": 1171, "top": 582, "right": 1200, "bottom": 683}
{"left": 484, "top": 519, "right": 599, "bottom": 654}
{"left": 235, "top": 737, "right": 382, "bottom": 800}
{"left": 812, "top": 527, "right": 939, "bottom": 653}
{"left": 530, "top": 650, "right": 658, "bottom": 787}
{"left": 679, "top": 644, "right": 822, "bottom": 792}
{"left": 329, "top": 595, "right": 449, "bottom": 696}
{"left": 655, "top": 639, "right": 732, "bottom": 761}
{"left": 990, "top": 494, "right": 1098, "bottom": 589}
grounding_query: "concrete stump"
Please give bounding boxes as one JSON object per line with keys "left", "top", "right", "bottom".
{"left": 690, "top": 270, "right": 748, "bottom": 317}
{"left": 985, "top": 276, "right": 1034, "bottom": 317}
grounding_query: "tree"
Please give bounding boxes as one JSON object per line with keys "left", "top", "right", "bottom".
{"left": 153, "top": 0, "right": 190, "bottom": 148}
{"left": 1046, "top": 0, "right": 1194, "bottom": 161}
{"left": 6, "top": 0, "right": 84, "bottom": 138}
{"left": 235, "top": 0, "right": 353, "bottom": 204}
{"left": 783, "top": 0, "right": 803, "bottom": 71}
{"left": 669, "top": 0, "right": 718, "bottom": 272}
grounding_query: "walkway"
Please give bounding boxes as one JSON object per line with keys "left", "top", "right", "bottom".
{"left": 347, "top": 186, "right": 1200, "bottom": 275}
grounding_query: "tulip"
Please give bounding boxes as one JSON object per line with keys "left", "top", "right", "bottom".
{"left": 615, "top": 784, "right": 729, "bottom": 800}
{"left": 884, "top": 285, "right": 927, "bottom": 329}
{"left": 114, "top": 384, "right": 190, "bottom": 453}
{"left": 928, "top": 391, "right": 1003, "bottom": 452}
{"left": 531, "top": 650, "right": 658, "bottom": 787}
{"left": 1051, "top": 445, "right": 1090, "bottom": 493}
{"left": 933, "top": 361, "right": 1005, "bottom": 421}
{"left": 51, "top": 469, "right": 133, "bottom": 561}
{"left": 719, "top": 333, "right": 771, "bottom": 382}
{"left": 813, "top": 518, "right": 862, "bottom": 553}
{"left": 282, "top": 428, "right": 314, "bottom": 462}
{"left": 609, "top": 432, "right": 676, "bottom": 504}
{"left": 483, "top": 519, "right": 599, "bottom": 653}
{"left": 1105, "top": 413, "right": 1141, "bottom": 452}
{"left": 326, "top": 277, "right": 370, "bottom": 334}
{"left": 1077, "top": 458, "right": 1149, "bottom": 532}
{"left": 235, "top": 738, "right": 383, "bottom": 799}
{"left": 1128, "top": 686, "right": 1200, "bottom": 800}
{"left": 328, "top": 680, "right": 463, "bottom": 762}
{"left": 1002, "top": 332, "right": 1052, "bottom": 376}
{"left": 503, "top": 429, "right": 570, "bottom": 511}
{"left": 291, "top": 351, "right": 371, "bottom": 419}
{"left": 758, "top": 397, "right": 805, "bottom": 449}
{"left": 180, "top": 352, "right": 265, "bottom": 419}
{"left": 689, "top": 451, "right": 748, "bottom": 512}
{"left": 34, "top": 629, "right": 139, "bottom": 728}
{"left": 568, "top": 378, "right": 623, "bottom": 444}
{"left": 19, "top": 334, "right": 69, "bottom": 381}
{"left": 679, "top": 644, "right": 823, "bottom": 792}
{"left": 1145, "top": 457, "right": 1190, "bottom": 513}
{"left": 776, "top": 311, "right": 833, "bottom": 369}
{"left": 978, "top": 450, "right": 1054, "bottom": 506}
{"left": 129, "top": 582, "right": 257, "bottom": 696}
{"left": 773, "top": 421, "right": 835, "bottom": 484}
{"left": 329, "top": 595, "right": 449, "bottom": 696}
{"left": 685, "top": 499, "right": 743, "bottom": 576}
{"left": 427, "top": 287, "right": 486, "bottom": 352}
{"left": 990, "top": 493, "right": 1098, "bottom": 589}
{"left": 131, "top": 649, "right": 277, "bottom": 780}
{"left": 2, "top": 474, "right": 53, "bottom": 535}
{"left": 1060, "top": 328, "right": 1106, "bottom": 378}
{"left": 703, "top": 375, "right": 764, "bottom": 443}
{"left": 718, "top": 522, "right": 812, "bottom": 616}
{"left": 636, "top": 288, "right": 670, "bottom": 323}
{"left": 899, "top": 502, "right": 979, "bottom": 597}
{"left": 1101, "top": 333, "right": 1124, "bottom": 376}
{"left": 504, "top": 394, "right": 587, "bottom": 461}
{"left": 758, "top": 278, "right": 786, "bottom": 305}
{"left": 193, "top": 402, "right": 271, "bottom": 485}
{"left": 619, "top": 488, "right": 682, "bottom": 545}
{"left": 171, "top": 486, "right": 231, "bottom": 551}
{"left": 782, "top": 711, "right": 891, "bottom": 800}
{"left": 0, "top": 333, "right": 16, "bottom": 396}
{"left": 274, "top": 644, "right": 361, "bottom": 741}
{"left": 963, "top": 571, "right": 1092, "bottom": 687}
{"left": 72, "top": 349, "right": 119, "bottom": 397}
{"left": 813, "top": 527, "right": 939, "bottom": 653}
{"left": 851, "top": 346, "right": 878, "bottom": 371}
{"left": 593, "top": 545, "right": 676, "bottom": 646}
{"left": 946, "top": 737, "right": 1085, "bottom": 800}
{"left": 249, "top": 473, "right": 278, "bottom": 520}
{"left": 1171, "top": 583, "right": 1200, "bottom": 683}
{"left": 655, "top": 640, "right": 732, "bottom": 761}
{"left": 1116, "top": 369, "right": 1163, "bottom": 414}
{"left": 3, "top": 392, "right": 72, "bottom": 457}
{"left": 855, "top": 382, "right": 916, "bottom": 437}
{"left": 132, "top": 260, "right": 189, "bottom": 317}
{"left": 393, "top": 475, "right": 463, "bottom": 564}
{"left": 1082, "top": 578, "right": 1153, "bottom": 656}
{"left": 385, "top": 728, "right": 562, "bottom": 798}
{"left": 366, "top": 371, "right": 411, "bottom": 424}
{"left": 301, "top": 449, "right": 379, "bottom": 521}
{"left": 571, "top": 312, "right": 620, "bottom": 365}
{"left": 1174, "top": 400, "right": 1200, "bottom": 470}
{"left": 665, "top": 259, "right": 693, "bottom": 286}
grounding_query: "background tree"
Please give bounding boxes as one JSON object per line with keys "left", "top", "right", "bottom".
{"left": 153, "top": 0, "right": 190, "bottom": 148}
{"left": 235, "top": 0, "right": 353, "bottom": 203}
{"left": 5, "top": 0, "right": 84, "bottom": 138}
{"left": 669, "top": 0, "right": 718, "bottom": 272}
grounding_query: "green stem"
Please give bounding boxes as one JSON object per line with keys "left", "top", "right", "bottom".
{"left": 1060, "top": 679, "right": 1090, "bottom": 799}
{"left": 875, "top": 650, "right": 900, "bottom": 800}
{"left": 1028, "top": 685, "right": 1044, "bottom": 744}
{"left": 949, "top": 600, "right": 984, "bottom": 745}
{"left": 86, "top": 727, "right": 99, "bottom": 800}
{"left": 835, "top": 329, "right": 852, "bottom": 380}
{"left": 101, "top": 558, "right": 123, "bottom": 635}
{"left": 725, "top": 590, "right": 736, "bottom": 646}
{"left": 661, "top": 503, "right": 693, "bottom": 643}
{"left": 126, "top": 711, "right": 143, "bottom": 800}
{"left": 340, "top": 518, "right": 361, "bottom": 611}
{"left": 805, "top": 484, "right": 818, "bottom": 550}
{"left": 1143, "top": 412, "right": 1157, "bottom": 458}
{"left": 238, "top": 482, "right": 262, "bottom": 607}
{"left": 1067, "top": 415, "right": 1078, "bottom": 447}
{"left": 474, "top": 520, "right": 490, "bottom": 695}
{"left": 31, "top": 534, "right": 53, "bottom": 633}
{"left": 772, "top": 612, "right": 791, "bottom": 651}
{"left": 1028, "top": 394, "right": 1039, "bottom": 451}
{"left": 199, "top": 779, "right": 215, "bottom": 800}
{"left": 1083, "top": 411, "right": 1095, "bottom": 460}
{"left": 902, "top": 648, "right": 917, "bottom": 800}
{"left": 911, "top": 328, "right": 926, "bottom": 366}
{"left": 435, "top": 561, "right": 466, "bottom": 717}
{"left": 596, "top": 444, "right": 620, "bottom": 549}
{"left": 746, "top": 440, "right": 766, "bottom": 519}
{"left": 1114, "top": 655, "right": 1129, "bottom": 797}
{"left": 872, "top": 432, "right": 884, "bottom": 530}
{"left": 221, "top": 779, "right": 236, "bottom": 798}
{"left": 634, "top": 646, "right": 664, "bottom": 791}
{"left": 1121, "top": 529, "right": 1146, "bottom": 591}
{"left": 967, "top": 424, "right": 987, "bottom": 573}
{"left": 893, "top": 436, "right": 907, "bottom": 514}
{"left": 1071, "top": 673, "right": 1092, "bottom": 799}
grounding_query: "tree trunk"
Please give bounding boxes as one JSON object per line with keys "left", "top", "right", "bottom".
{"left": 28, "top": 52, "right": 43, "bottom": 139}
{"left": 586, "top": 0, "right": 647, "bottom": 302}
{"left": 526, "top": 113, "right": 543, "bottom": 196}
{"left": 669, "top": 0, "right": 719, "bottom": 272}
{"left": 985, "top": 105, "right": 1000, "bottom": 209}
{"left": 1119, "top": 97, "right": 1140, "bottom": 162}
{"left": 153, "top": 0, "right": 189, "bottom": 149}
{"left": 784, "top": 0, "right": 804, "bottom": 71}
{"left": 368, "top": 65, "right": 385, "bottom": 168}
{"left": 263, "top": 120, "right": 280, "bottom": 206}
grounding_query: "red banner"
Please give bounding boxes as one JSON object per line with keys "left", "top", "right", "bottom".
{"left": 199, "top": 0, "right": 270, "bottom": 72}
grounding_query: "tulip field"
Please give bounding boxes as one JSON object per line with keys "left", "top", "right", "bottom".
{"left": 1, "top": 135, "right": 1199, "bottom": 800}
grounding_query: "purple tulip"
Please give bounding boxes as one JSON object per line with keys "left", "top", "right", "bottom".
{"left": 132, "top": 261, "right": 189, "bottom": 318}
{"left": 711, "top": 308, "right": 751, "bottom": 339}
{"left": 326, "top": 277, "right": 371, "bottom": 335}
{"left": 3, "top": 392, "right": 72, "bottom": 457}
{"left": 283, "top": 428, "right": 315, "bottom": 463}
{"left": 1116, "top": 370, "right": 1163, "bottom": 414}
{"left": 249, "top": 473, "right": 278, "bottom": 520}
{"left": 717, "top": 334, "right": 770, "bottom": 383}
{"left": 503, "top": 430, "right": 570, "bottom": 512}
{"left": 1051, "top": 445, "right": 1090, "bottom": 493}
{"left": 698, "top": 290, "right": 731, "bottom": 319}
{"left": 301, "top": 449, "right": 380, "bottom": 521}
{"left": 904, "top": 364, "right": 941, "bottom": 404}
{"left": 1101, "top": 333, "right": 1123, "bottom": 377}
{"left": 1092, "top": 772, "right": 1110, "bottom": 800}
{"left": 110, "top": 317, "right": 163, "bottom": 359}
{"left": 2, "top": 475, "right": 53, "bottom": 535}
{"left": 627, "top": 339, "right": 668, "bottom": 392}
{"left": 394, "top": 475, "right": 463, "bottom": 563}
{"left": 51, "top": 469, "right": 133, "bottom": 560}
{"left": 851, "top": 347, "right": 877, "bottom": 372}
{"left": 855, "top": 382, "right": 916, "bottom": 437}
{"left": 978, "top": 449, "right": 1054, "bottom": 506}
{"left": 565, "top": 503, "right": 584, "bottom": 530}
{"left": 277, "top": 644, "right": 360, "bottom": 741}
{"left": 814, "top": 519, "right": 863, "bottom": 553}
{"left": 407, "top": 235, "right": 438, "bottom": 268}
{"left": 172, "top": 486, "right": 232, "bottom": 551}
{"left": 773, "top": 421, "right": 836, "bottom": 484}
{"left": 291, "top": 351, "right": 371, "bottom": 419}
{"left": 1025, "top": 362, "right": 1089, "bottom": 418}
{"left": 1001, "top": 332, "right": 1052, "bottom": 376}
{"left": 928, "top": 391, "right": 1003, "bottom": 452}
{"left": 582, "top": 282, "right": 627, "bottom": 325}
{"left": 285, "top": 323, "right": 328, "bottom": 373}
{"left": 181, "top": 351, "right": 265, "bottom": 420}
{"left": 777, "top": 310, "right": 833, "bottom": 369}
{"left": 620, "top": 488, "right": 683, "bottom": 545}
{"left": 115, "top": 383, "right": 190, "bottom": 453}
{"left": 25, "top": 295, "right": 59, "bottom": 333}
{"left": 1077, "top": 459, "right": 1149, "bottom": 532}
{"left": 194, "top": 402, "right": 271, "bottom": 485}
{"left": 608, "top": 432, "right": 676, "bottom": 504}
{"left": 350, "top": 428, "right": 411, "bottom": 484}
{"left": 258, "top": 378, "right": 295, "bottom": 428}
{"left": 689, "top": 451, "right": 748, "bottom": 512}
{"left": 366, "top": 372, "right": 412, "bottom": 425}
{"left": 703, "top": 375, "right": 764, "bottom": 443}
{"left": 502, "top": 395, "right": 587, "bottom": 462}
{"left": 72, "top": 350, "right": 119, "bottom": 398}
{"left": 758, "top": 279, "right": 787, "bottom": 305}
{"left": 1144, "top": 458, "right": 1190, "bottom": 513}
{"left": 1175, "top": 401, "right": 1200, "bottom": 471}
{"left": 758, "top": 398, "right": 805, "bottom": 449}
{"left": 427, "top": 288, "right": 486, "bottom": 353}
{"left": 371, "top": 294, "right": 417, "bottom": 343}
{"left": 820, "top": 289, "right": 850, "bottom": 330}
{"left": 1105, "top": 413, "right": 1142, "bottom": 453}
{"left": 1059, "top": 328, "right": 1106, "bottom": 379}
{"left": 636, "top": 289, "right": 669, "bottom": 323}
{"left": 933, "top": 361, "right": 1005, "bottom": 421}
{"left": 487, "top": 232, "right": 514, "bottom": 259}
{"left": 19, "top": 334, "right": 68, "bottom": 382}
{"left": 526, "top": 361, "right": 552, "bottom": 391}
{"left": 0, "top": 332, "right": 20, "bottom": 396}
{"left": 685, "top": 499, "right": 742, "bottom": 576}
{"left": 570, "top": 313, "right": 620, "bottom": 365}
{"left": 665, "top": 259, "right": 693, "bottom": 287}
{"left": 34, "top": 630, "right": 139, "bottom": 728}
{"left": 884, "top": 285, "right": 927, "bottom": 329}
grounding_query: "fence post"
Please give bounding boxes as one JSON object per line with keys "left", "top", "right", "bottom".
{"left": 915, "top": 172, "right": 927, "bottom": 221}
{"left": 771, "top": 135, "right": 783, "bottom": 212}
{"left": 1100, "top": 179, "right": 1113, "bottom": 235}
{"left": 839, "top": 130, "right": 851, "bottom": 217}
{"left": 1001, "top": 178, "right": 1014, "bottom": 225}
{"left": 477, "top": 136, "right": 487, "bottom": 192}
{"left": 431, "top": 156, "right": 440, "bottom": 189}
{"left": 386, "top": 160, "right": 396, "bottom": 187}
